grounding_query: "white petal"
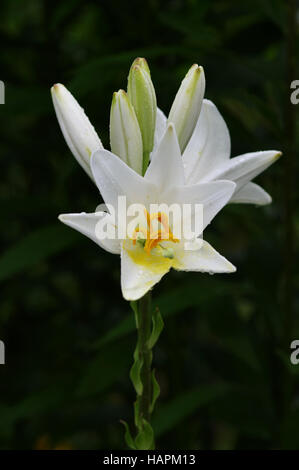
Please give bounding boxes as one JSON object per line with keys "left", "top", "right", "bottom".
{"left": 153, "top": 107, "right": 167, "bottom": 150}
{"left": 121, "top": 242, "right": 170, "bottom": 300}
{"left": 168, "top": 65, "right": 205, "bottom": 152}
{"left": 163, "top": 180, "right": 236, "bottom": 231}
{"left": 51, "top": 84, "right": 103, "bottom": 180}
{"left": 175, "top": 240, "right": 236, "bottom": 273}
{"left": 145, "top": 123, "right": 185, "bottom": 191}
{"left": 58, "top": 212, "right": 121, "bottom": 254}
{"left": 202, "top": 150, "right": 281, "bottom": 191}
{"left": 183, "top": 99, "right": 231, "bottom": 184}
{"left": 230, "top": 182, "right": 272, "bottom": 205}
{"left": 91, "top": 149, "right": 157, "bottom": 209}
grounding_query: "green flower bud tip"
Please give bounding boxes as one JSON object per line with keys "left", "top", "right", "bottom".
{"left": 130, "top": 57, "right": 151, "bottom": 76}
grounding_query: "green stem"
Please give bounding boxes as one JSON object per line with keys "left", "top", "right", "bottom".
{"left": 137, "top": 292, "right": 153, "bottom": 423}
{"left": 127, "top": 294, "right": 163, "bottom": 449}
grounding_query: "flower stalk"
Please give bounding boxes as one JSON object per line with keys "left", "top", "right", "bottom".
{"left": 122, "top": 293, "right": 163, "bottom": 450}
{"left": 135, "top": 292, "right": 153, "bottom": 424}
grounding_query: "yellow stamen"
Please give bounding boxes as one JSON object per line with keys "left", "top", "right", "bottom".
{"left": 132, "top": 210, "right": 179, "bottom": 255}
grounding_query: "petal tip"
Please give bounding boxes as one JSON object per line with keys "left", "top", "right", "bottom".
{"left": 229, "top": 263, "right": 237, "bottom": 273}
{"left": 51, "top": 83, "right": 64, "bottom": 95}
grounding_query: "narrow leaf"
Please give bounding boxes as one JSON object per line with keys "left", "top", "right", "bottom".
{"left": 130, "top": 300, "right": 139, "bottom": 328}
{"left": 0, "top": 224, "right": 81, "bottom": 282}
{"left": 153, "top": 383, "right": 230, "bottom": 437}
{"left": 150, "top": 369, "right": 160, "bottom": 414}
{"left": 120, "top": 420, "right": 136, "bottom": 450}
{"left": 135, "top": 419, "right": 154, "bottom": 450}
{"left": 130, "top": 352, "right": 144, "bottom": 396}
{"left": 148, "top": 307, "right": 164, "bottom": 349}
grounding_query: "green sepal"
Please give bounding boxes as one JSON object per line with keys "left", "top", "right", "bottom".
{"left": 147, "top": 307, "right": 164, "bottom": 349}
{"left": 130, "top": 346, "right": 143, "bottom": 396}
{"left": 120, "top": 420, "right": 136, "bottom": 450}
{"left": 134, "top": 419, "right": 155, "bottom": 450}
{"left": 150, "top": 369, "right": 160, "bottom": 414}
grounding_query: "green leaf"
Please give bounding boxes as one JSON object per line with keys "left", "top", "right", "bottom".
{"left": 135, "top": 419, "right": 154, "bottom": 450}
{"left": 134, "top": 397, "right": 142, "bottom": 430}
{"left": 76, "top": 339, "right": 132, "bottom": 398}
{"left": 153, "top": 383, "right": 230, "bottom": 437}
{"left": 147, "top": 307, "right": 164, "bottom": 349}
{"left": 0, "top": 224, "right": 81, "bottom": 282}
{"left": 150, "top": 369, "right": 160, "bottom": 414}
{"left": 130, "top": 349, "right": 144, "bottom": 396}
{"left": 92, "top": 280, "right": 236, "bottom": 351}
{"left": 120, "top": 420, "right": 136, "bottom": 450}
{"left": 93, "top": 316, "right": 134, "bottom": 349}
{"left": 130, "top": 300, "right": 139, "bottom": 328}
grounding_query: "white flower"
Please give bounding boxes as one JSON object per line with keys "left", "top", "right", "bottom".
{"left": 59, "top": 124, "right": 236, "bottom": 301}
{"left": 51, "top": 61, "right": 205, "bottom": 180}
{"left": 51, "top": 83, "right": 103, "bottom": 180}
{"left": 156, "top": 99, "right": 281, "bottom": 205}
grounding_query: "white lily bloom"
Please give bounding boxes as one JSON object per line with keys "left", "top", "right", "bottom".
{"left": 110, "top": 90, "right": 143, "bottom": 175}
{"left": 51, "top": 83, "right": 103, "bottom": 180}
{"left": 168, "top": 64, "right": 205, "bottom": 153}
{"left": 59, "top": 124, "right": 236, "bottom": 301}
{"left": 156, "top": 99, "right": 281, "bottom": 205}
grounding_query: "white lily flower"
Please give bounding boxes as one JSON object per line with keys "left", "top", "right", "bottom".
{"left": 51, "top": 83, "right": 103, "bottom": 180}
{"left": 156, "top": 99, "right": 281, "bottom": 205}
{"left": 110, "top": 90, "right": 143, "bottom": 175}
{"left": 168, "top": 64, "right": 205, "bottom": 153}
{"left": 59, "top": 124, "right": 236, "bottom": 301}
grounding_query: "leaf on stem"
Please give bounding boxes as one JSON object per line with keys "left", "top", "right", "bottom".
{"left": 150, "top": 369, "right": 160, "bottom": 414}
{"left": 147, "top": 307, "right": 164, "bottom": 349}
{"left": 120, "top": 420, "right": 136, "bottom": 450}
{"left": 135, "top": 419, "right": 154, "bottom": 450}
{"left": 130, "top": 300, "right": 139, "bottom": 328}
{"left": 130, "top": 347, "right": 144, "bottom": 396}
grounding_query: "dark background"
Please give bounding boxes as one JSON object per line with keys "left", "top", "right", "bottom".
{"left": 0, "top": 0, "right": 298, "bottom": 450}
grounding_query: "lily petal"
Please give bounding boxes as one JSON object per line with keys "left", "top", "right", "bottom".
{"left": 175, "top": 240, "right": 236, "bottom": 273}
{"left": 168, "top": 64, "right": 205, "bottom": 152}
{"left": 91, "top": 149, "right": 156, "bottom": 208}
{"left": 121, "top": 241, "right": 171, "bottom": 300}
{"left": 58, "top": 212, "right": 121, "bottom": 254}
{"left": 145, "top": 123, "right": 185, "bottom": 191}
{"left": 230, "top": 182, "right": 272, "bottom": 205}
{"left": 183, "top": 99, "right": 231, "bottom": 184}
{"left": 163, "top": 180, "right": 236, "bottom": 231}
{"left": 201, "top": 150, "right": 282, "bottom": 191}
{"left": 51, "top": 84, "right": 103, "bottom": 180}
{"left": 153, "top": 107, "right": 167, "bottom": 150}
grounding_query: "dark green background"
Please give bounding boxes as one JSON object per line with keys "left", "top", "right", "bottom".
{"left": 0, "top": 0, "right": 298, "bottom": 450}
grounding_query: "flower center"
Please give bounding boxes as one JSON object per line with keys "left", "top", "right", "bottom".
{"left": 132, "top": 210, "right": 179, "bottom": 258}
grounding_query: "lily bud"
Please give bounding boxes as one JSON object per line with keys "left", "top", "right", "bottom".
{"left": 110, "top": 90, "right": 143, "bottom": 175}
{"left": 127, "top": 58, "right": 157, "bottom": 173}
{"left": 51, "top": 83, "right": 103, "bottom": 180}
{"left": 168, "top": 64, "right": 205, "bottom": 153}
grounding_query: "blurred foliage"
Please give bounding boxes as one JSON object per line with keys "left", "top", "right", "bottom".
{"left": 0, "top": 0, "right": 298, "bottom": 450}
